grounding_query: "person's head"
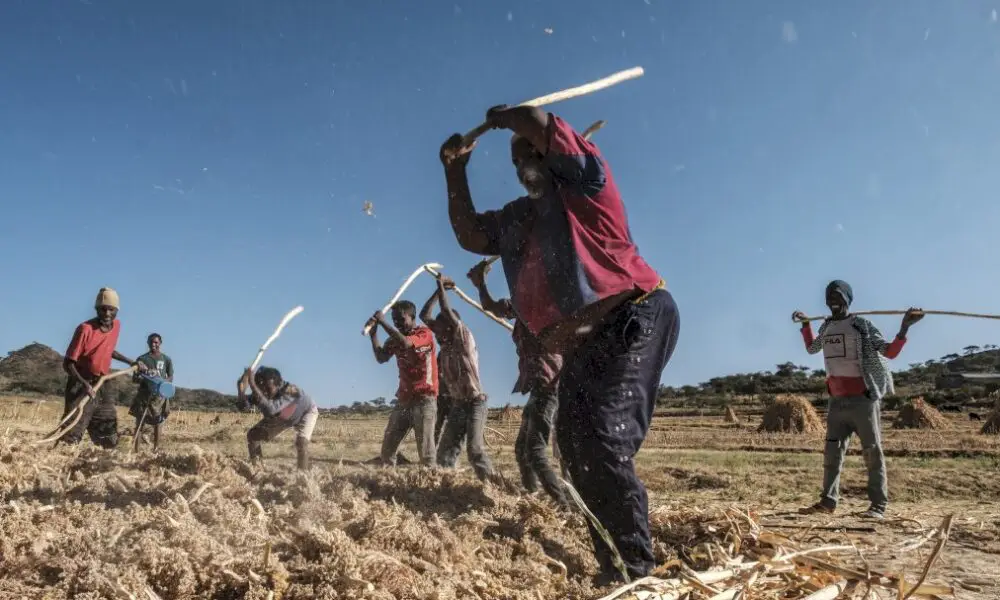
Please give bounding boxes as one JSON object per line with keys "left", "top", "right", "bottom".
{"left": 391, "top": 301, "right": 417, "bottom": 334}
{"left": 147, "top": 333, "right": 162, "bottom": 353}
{"left": 94, "top": 287, "right": 120, "bottom": 327}
{"left": 825, "top": 280, "right": 854, "bottom": 318}
{"left": 511, "top": 134, "right": 549, "bottom": 200}
{"left": 254, "top": 366, "right": 283, "bottom": 399}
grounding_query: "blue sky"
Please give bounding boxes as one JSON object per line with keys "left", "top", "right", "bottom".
{"left": 3, "top": 1, "right": 1000, "bottom": 407}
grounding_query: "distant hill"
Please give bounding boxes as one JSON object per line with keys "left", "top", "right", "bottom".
{"left": 0, "top": 342, "right": 239, "bottom": 411}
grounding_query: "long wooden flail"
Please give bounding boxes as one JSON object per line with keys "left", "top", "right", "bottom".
{"left": 34, "top": 366, "right": 138, "bottom": 446}
{"left": 250, "top": 306, "right": 304, "bottom": 371}
{"left": 794, "top": 309, "right": 1000, "bottom": 323}
{"left": 461, "top": 67, "right": 643, "bottom": 145}
{"left": 423, "top": 265, "right": 514, "bottom": 332}
{"left": 362, "top": 263, "right": 443, "bottom": 336}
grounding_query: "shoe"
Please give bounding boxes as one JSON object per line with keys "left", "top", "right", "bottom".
{"left": 798, "top": 502, "right": 835, "bottom": 515}
{"left": 860, "top": 506, "right": 885, "bottom": 520}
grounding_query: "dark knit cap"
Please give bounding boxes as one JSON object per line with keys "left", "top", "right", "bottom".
{"left": 826, "top": 280, "right": 854, "bottom": 306}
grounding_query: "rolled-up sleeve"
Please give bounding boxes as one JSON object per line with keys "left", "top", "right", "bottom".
{"left": 543, "top": 115, "right": 607, "bottom": 196}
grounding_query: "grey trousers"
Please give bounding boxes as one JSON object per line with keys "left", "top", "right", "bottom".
{"left": 820, "top": 396, "right": 888, "bottom": 511}
{"left": 380, "top": 396, "right": 437, "bottom": 466}
{"left": 515, "top": 388, "right": 567, "bottom": 504}
{"left": 436, "top": 397, "right": 493, "bottom": 481}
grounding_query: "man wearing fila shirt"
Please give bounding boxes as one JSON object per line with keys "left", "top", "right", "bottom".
{"left": 792, "top": 280, "right": 924, "bottom": 520}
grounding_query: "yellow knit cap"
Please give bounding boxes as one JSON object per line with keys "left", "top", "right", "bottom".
{"left": 95, "top": 287, "right": 120, "bottom": 309}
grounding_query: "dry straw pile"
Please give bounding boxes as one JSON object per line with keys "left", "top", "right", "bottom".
{"left": 981, "top": 399, "right": 1000, "bottom": 435}
{"left": 723, "top": 405, "right": 740, "bottom": 424}
{"left": 757, "top": 395, "right": 823, "bottom": 434}
{"left": 0, "top": 431, "right": 956, "bottom": 599}
{"left": 893, "top": 397, "right": 949, "bottom": 430}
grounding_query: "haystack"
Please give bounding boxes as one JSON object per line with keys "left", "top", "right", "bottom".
{"left": 724, "top": 405, "right": 740, "bottom": 424}
{"left": 893, "top": 397, "right": 949, "bottom": 430}
{"left": 980, "top": 399, "right": 1000, "bottom": 434}
{"left": 757, "top": 395, "right": 822, "bottom": 433}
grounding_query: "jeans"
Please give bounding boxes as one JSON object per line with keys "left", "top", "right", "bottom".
{"left": 557, "top": 289, "right": 680, "bottom": 579}
{"left": 515, "top": 387, "right": 567, "bottom": 504}
{"left": 436, "top": 396, "right": 493, "bottom": 481}
{"left": 380, "top": 396, "right": 437, "bottom": 466}
{"left": 820, "top": 396, "right": 888, "bottom": 511}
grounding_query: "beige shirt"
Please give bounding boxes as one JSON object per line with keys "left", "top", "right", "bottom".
{"left": 437, "top": 321, "right": 485, "bottom": 400}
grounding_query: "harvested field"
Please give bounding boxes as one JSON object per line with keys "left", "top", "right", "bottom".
{"left": 894, "top": 398, "right": 949, "bottom": 430}
{"left": 757, "top": 395, "right": 823, "bottom": 433}
{"left": 1, "top": 395, "right": 998, "bottom": 599}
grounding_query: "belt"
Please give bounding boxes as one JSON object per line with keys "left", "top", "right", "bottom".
{"left": 632, "top": 279, "right": 666, "bottom": 305}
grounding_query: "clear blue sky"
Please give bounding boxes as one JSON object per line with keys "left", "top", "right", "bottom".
{"left": 3, "top": 1, "right": 1000, "bottom": 407}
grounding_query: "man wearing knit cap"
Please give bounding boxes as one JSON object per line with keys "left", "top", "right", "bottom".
{"left": 62, "top": 287, "right": 145, "bottom": 448}
{"left": 792, "top": 280, "right": 924, "bottom": 519}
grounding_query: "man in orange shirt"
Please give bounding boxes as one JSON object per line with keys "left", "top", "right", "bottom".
{"left": 62, "top": 288, "right": 144, "bottom": 448}
{"left": 366, "top": 300, "right": 439, "bottom": 466}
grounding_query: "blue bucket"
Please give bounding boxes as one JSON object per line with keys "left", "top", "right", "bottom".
{"left": 141, "top": 375, "right": 176, "bottom": 400}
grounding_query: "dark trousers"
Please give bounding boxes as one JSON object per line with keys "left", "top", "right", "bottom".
{"left": 515, "top": 387, "right": 567, "bottom": 505}
{"left": 556, "top": 289, "right": 680, "bottom": 579}
{"left": 63, "top": 376, "right": 118, "bottom": 449}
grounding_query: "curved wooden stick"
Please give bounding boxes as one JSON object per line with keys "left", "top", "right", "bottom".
{"left": 462, "top": 67, "right": 642, "bottom": 145}
{"left": 423, "top": 265, "right": 514, "bottom": 332}
{"left": 794, "top": 309, "right": 1000, "bottom": 323}
{"left": 250, "top": 306, "right": 304, "bottom": 371}
{"left": 35, "top": 366, "right": 138, "bottom": 446}
{"left": 362, "top": 263, "right": 443, "bottom": 336}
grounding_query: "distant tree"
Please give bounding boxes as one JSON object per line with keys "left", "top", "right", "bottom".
{"left": 812, "top": 369, "right": 826, "bottom": 378}
{"left": 775, "top": 362, "right": 798, "bottom": 377}
{"left": 924, "top": 359, "right": 937, "bottom": 366}
{"left": 963, "top": 345, "right": 981, "bottom": 357}
{"left": 908, "top": 362, "right": 923, "bottom": 370}
{"left": 371, "top": 396, "right": 387, "bottom": 409}
{"left": 941, "top": 353, "right": 960, "bottom": 362}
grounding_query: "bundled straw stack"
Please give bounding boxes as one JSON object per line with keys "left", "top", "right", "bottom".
{"left": 757, "top": 395, "right": 823, "bottom": 433}
{"left": 980, "top": 398, "right": 1000, "bottom": 434}
{"left": 893, "top": 397, "right": 949, "bottom": 430}
{"left": 723, "top": 405, "right": 740, "bottom": 424}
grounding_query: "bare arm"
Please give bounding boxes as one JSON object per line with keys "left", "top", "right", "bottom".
{"left": 468, "top": 261, "right": 516, "bottom": 319}
{"left": 419, "top": 288, "right": 441, "bottom": 328}
{"left": 369, "top": 326, "right": 394, "bottom": 364}
{"left": 435, "top": 278, "right": 459, "bottom": 327}
{"left": 112, "top": 351, "right": 136, "bottom": 366}
{"left": 440, "top": 135, "right": 499, "bottom": 255}
{"left": 63, "top": 358, "right": 91, "bottom": 388}
{"left": 488, "top": 105, "right": 551, "bottom": 154}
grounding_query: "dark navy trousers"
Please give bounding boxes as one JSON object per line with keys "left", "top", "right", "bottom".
{"left": 556, "top": 289, "right": 680, "bottom": 579}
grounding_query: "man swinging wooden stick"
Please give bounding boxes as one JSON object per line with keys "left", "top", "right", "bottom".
{"left": 61, "top": 288, "right": 146, "bottom": 448}
{"left": 440, "top": 105, "right": 679, "bottom": 586}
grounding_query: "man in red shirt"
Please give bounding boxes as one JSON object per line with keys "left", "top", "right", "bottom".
{"left": 440, "top": 106, "right": 680, "bottom": 584}
{"left": 366, "top": 300, "right": 438, "bottom": 466}
{"left": 62, "top": 287, "right": 144, "bottom": 448}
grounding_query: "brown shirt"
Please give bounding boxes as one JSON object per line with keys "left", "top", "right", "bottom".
{"left": 511, "top": 316, "right": 563, "bottom": 395}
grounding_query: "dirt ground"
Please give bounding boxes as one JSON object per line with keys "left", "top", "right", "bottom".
{"left": 0, "top": 396, "right": 996, "bottom": 599}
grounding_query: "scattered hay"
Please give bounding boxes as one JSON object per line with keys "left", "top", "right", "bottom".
{"left": 894, "top": 397, "right": 949, "bottom": 430}
{"left": 723, "top": 405, "right": 740, "bottom": 424}
{"left": 757, "top": 395, "right": 822, "bottom": 433}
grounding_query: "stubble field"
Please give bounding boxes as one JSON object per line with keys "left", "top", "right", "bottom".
{"left": 0, "top": 396, "right": 997, "bottom": 599}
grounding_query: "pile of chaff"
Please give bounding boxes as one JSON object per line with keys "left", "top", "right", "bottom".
{"left": 602, "top": 507, "right": 955, "bottom": 600}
